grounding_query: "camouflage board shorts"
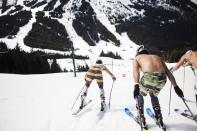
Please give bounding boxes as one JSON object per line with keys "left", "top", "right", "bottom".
{"left": 139, "top": 72, "right": 167, "bottom": 96}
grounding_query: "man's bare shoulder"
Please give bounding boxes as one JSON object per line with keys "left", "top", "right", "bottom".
{"left": 185, "top": 50, "right": 192, "bottom": 55}
{"left": 136, "top": 54, "right": 160, "bottom": 59}
{"left": 191, "top": 51, "right": 197, "bottom": 54}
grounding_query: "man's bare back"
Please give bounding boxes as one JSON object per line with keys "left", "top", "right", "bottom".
{"left": 135, "top": 54, "right": 166, "bottom": 73}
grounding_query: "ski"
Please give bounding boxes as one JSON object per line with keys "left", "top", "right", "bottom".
{"left": 72, "top": 99, "right": 92, "bottom": 115}
{"left": 124, "top": 108, "right": 150, "bottom": 130}
{"left": 146, "top": 108, "right": 167, "bottom": 131}
{"left": 174, "top": 108, "right": 197, "bottom": 123}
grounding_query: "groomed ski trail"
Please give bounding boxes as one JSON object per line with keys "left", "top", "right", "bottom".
{"left": 0, "top": 65, "right": 197, "bottom": 131}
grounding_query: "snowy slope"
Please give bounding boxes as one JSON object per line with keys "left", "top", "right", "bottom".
{"left": 0, "top": 60, "right": 196, "bottom": 131}
{"left": 1, "top": 0, "right": 197, "bottom": 60}
{"left": 191, "top": 0, "right": 197, "bottom": 4}
{"left": 0, "top": 0, "right": 139, "bottom": 60}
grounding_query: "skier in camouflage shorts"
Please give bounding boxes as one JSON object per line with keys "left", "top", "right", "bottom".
{"left": 139, "top": 72, "right": 167, "bottom": 96}
{"left": 132, "top": 45, "right": 184, "bottom": 129}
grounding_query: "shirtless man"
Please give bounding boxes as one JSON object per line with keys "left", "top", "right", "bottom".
{"left": 133, "top": 45, "right": 184, "bottom": 129}
{"left": 80, "top": 59, "right": 116, "bottom": 111}
{"left": 171, "top": 50, "right": 197, "bottom": 71}
{"left": 171, "top": 50, "right": 197, "bottom": 107}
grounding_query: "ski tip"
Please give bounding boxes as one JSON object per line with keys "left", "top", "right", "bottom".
{"left": 146, "top": 107, "right": 152, "bottom": 112}
{"left": 124, "top": 107, "right": 129, "bottom": 111}
{"left": 174, "top": 108, "right": 179, "bottom": 111}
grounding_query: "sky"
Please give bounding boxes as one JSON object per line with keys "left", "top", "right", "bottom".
{"left": 0, "top": 59, "right": 196, "bottom": 131}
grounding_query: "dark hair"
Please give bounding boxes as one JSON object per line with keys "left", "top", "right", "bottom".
{"left": 137, "top": 50, "right": 149, "bottom": 55}
{"left": 136, "top": 45, "right": 149, "bottom": 56}
{"left": 96, "top": 59, "right": 103, "bottom": 64}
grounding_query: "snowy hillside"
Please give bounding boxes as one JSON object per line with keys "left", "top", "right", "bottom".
{"left": 0, "top": 59, "right": 196, "bottom": 131}
{"left": 1, "top": 0, "right": 197, "bottom": 59}
{"left": 0, "top": 0, "right": 138, "bottom": 58}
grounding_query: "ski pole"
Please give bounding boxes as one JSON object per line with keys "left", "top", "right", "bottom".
{"left": 182, "top": 67, "right": 185, "bottom": 92}
{"left": 191, "top": 67, "right": 197, "bottom": 109}
{"left": 168, "top": 69, "right": 174, "bottom": 116}
{"left": 71, "top": 84, "right": 86, "bottom": 110}
{"left": 136, "top": 96, "right": 143, "bottom": 131}
{"left": 108, "top": 81, "right": 115, "bottom": 109}
{"left": 168, "top": 83, "right": 172, "bottom": 116}
{"left": 182, "top": 98, "right": 194, "bottom": 116}
{"left": 183, "top": 98, "right": 197, "bottom": 104}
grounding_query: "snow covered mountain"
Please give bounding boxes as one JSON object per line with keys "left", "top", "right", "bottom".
{"left": 0, "top": 0, "right": 197, "bottom": 59}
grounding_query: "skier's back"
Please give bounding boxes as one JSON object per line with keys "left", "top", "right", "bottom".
{"left": 135, "top": 54, "right": 166, "bottom": 73}
{"left": 133, "top": 45, "right": 184, "bottom": 129}
{"left": 80, "top": 59, "right": 116, "bottom": 111}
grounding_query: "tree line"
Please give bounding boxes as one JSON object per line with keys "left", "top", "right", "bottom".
{"left": 0, "top": 42, "right": 90, "bottom": 74}
{"left": 0, "top": 43, "right": 63, "bottom": 74}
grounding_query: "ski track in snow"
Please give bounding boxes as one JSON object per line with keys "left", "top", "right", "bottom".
{"left": 0, "top": 61, "right": 197, "bottom": 131}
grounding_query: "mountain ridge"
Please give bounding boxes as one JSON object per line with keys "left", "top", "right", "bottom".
{"left": 0, "top": 0, "right": 197, "bottom": 59}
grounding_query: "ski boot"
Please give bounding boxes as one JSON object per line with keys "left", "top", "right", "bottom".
{"left": 156, "top": 117, "right": 166, "bottom": 130}
{"left": 153, "top": 106, "right": 166, "bottom": 130}
{"left": 141, "top": 117, "right": 148, "bottom": 129}
{"left": 136, "top": 105, "right": 148, "bottom": 129}
{"left": 136, "top": 115, "right": 148, "bottom": 129}
{"left": 101, "top": 101, "right": 106, "bottom": 111}
{"left": 79, "top": 99, "right": 85, "bottom": 109}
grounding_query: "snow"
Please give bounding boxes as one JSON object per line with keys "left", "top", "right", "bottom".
{"left": 6, "top": 0, "right": 16, "bottom": 6}
{"left": 0, "top": 0, "right": 49, "bottom": 52}
{"left": 191, "top": 0, "right": 197, "bottom": 5}
{"left": 0, "top": 1, "right": 197, "bottom": 130}
{"left": 53, "top": 0, "right": 61, "bottom": 9}
{"left": 0, "top": 60, "right": 197, "bottom": 131}
{"left": 0, "top": 0, "right": 140, "bottom": 60}
{"left": 89, "top": 1, "right": 137, "bottom": 48}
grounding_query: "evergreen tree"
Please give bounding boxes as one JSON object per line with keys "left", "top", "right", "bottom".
{"left": 50, "top": 59, "right": 62, "bottom": 73}
{"left": 0, "top": 41, "right": 8, "bottom": 51}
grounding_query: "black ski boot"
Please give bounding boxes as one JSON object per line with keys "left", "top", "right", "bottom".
{"left": 153, "top": 105, "right": 166, "bottom": 130}
{"left": 136, "top": 104, "right": 148, "bottom": 129}
{"left": 136, "top": 115, "right": 148, "bottom": 129}
{"left": 79, "top": 99, "right": 85, "bottom": 109}
{"left": 101, "top": 101, "right": 106, "bottom": 111}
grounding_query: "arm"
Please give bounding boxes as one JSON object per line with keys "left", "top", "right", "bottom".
{"left": 172, "top": 55, "right": 186, "bottom": 71}
{"left": 162, "top": 61, "right": 177, "bottom": 86}
{"left": 103, "top": 66, "right": 116, "bottom": 80}
{"left": 172, "top": 51, "right": 191, "bottom": 71}
{"left": 133, "top": 58, "right": 140, "bottom": 84}
{"left": 162, "top": 61, "right": 184, "bottom": 98}
{"left": 132, "top": 58, "right": 141, "bottom": 98}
